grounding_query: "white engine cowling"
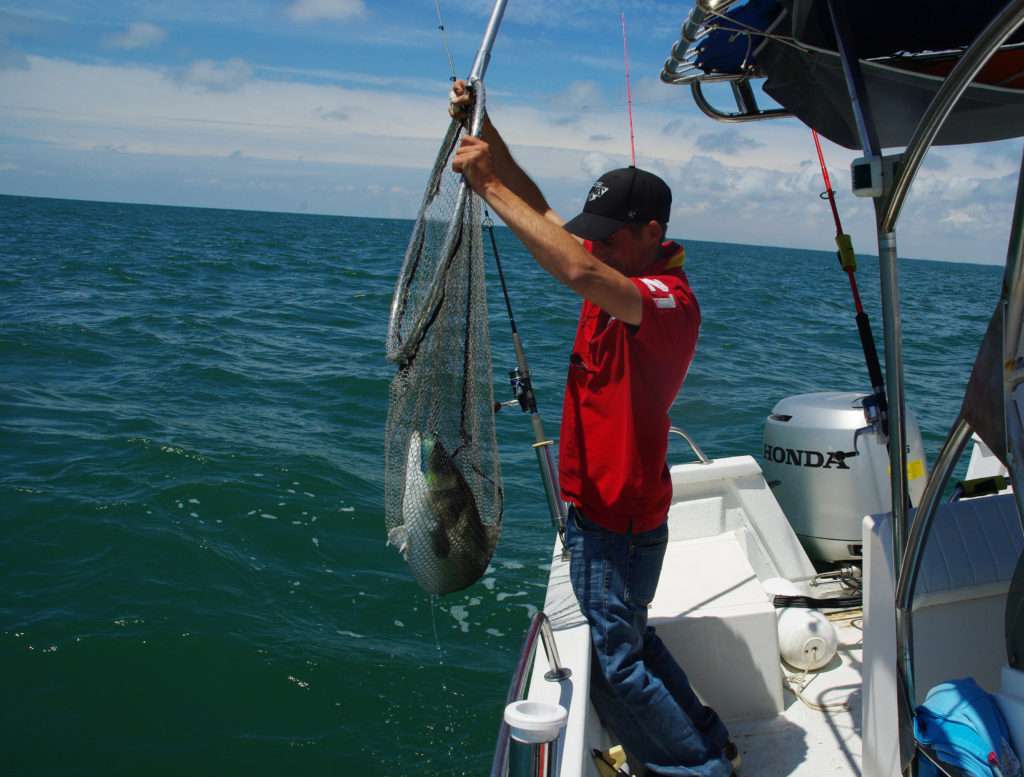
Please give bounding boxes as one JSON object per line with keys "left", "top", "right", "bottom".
{"left": 763, "top": 391, "right": 927, "bottom": 563}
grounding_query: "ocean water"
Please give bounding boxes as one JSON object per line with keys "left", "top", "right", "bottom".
{"left": 1, "top": 193, "right": 1002, "bottom": 775}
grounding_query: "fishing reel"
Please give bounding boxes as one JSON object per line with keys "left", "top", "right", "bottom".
{"left": 494, "top": 366, "right": 537, "bottom": 414}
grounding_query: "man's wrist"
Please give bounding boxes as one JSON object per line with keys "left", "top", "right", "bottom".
{"left": 479, "top": 177, "right": 506, "bottom": 205}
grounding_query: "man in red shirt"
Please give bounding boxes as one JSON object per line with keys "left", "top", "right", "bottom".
{"left": 451, "top": 82, "right": 735, "bottom": 777}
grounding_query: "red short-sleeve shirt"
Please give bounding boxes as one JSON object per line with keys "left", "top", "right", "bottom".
{"left": 558, "top": 241, "right": 700, "bottom": 534}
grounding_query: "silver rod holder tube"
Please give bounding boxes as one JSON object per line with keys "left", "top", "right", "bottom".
{"left": 507, "top": 737, "right": 558, "bottom": 777}
{"left": 511, "top": 330, "right": 566, "bottom": 536}
{"left": 468, "top": 0, "right": 510, "bottom": 82}
{"left": 895, "top": 413, "right": 973, "bottom": 710}
{"left": 876, "top": 227, "right": 910, "bottom": 567}
{"left": 490, "top": 613, "right": 572, "bottom": 777}
{"left": 662, "top": 2, "right": 712, "bottom": 78}
{"left": 883, "top": 0, "right": 1024, "bottom": 233}
{"left": 505, "top": 700, "right": 568, "bottom": 777}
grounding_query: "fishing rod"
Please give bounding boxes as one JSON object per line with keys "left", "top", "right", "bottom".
{"left": 811, "top": 129, "right": 889, "bottom": 438}
{"left": 485, "top": 212, "right": 568, "bottom": 547}
{"left": 621, "top": 11, "right": 637, "bottom": 166}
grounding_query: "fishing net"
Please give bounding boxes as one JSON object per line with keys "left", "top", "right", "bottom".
{"left": 383, "top": 103, "right": 503, "bottom": 595}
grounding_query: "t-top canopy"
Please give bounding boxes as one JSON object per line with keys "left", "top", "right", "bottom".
{"left": 685, "top": 0, "right": 1024, "bottom": 149}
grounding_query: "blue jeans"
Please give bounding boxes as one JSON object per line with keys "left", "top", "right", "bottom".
{"left": 566, "top": 506, "right": 732, "bottom": 777}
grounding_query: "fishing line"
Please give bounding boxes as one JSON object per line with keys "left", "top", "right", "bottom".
{"left": 621, "top": 11, "right": 637, "bottom": 166}
{"left": 433, "top": 0, "right": 458, "bottom": 82}
{"left": 427, "top": 595, "right": 459, "bottom": 759}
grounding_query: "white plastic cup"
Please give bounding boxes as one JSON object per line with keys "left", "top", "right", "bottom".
{"left": 504, "top": 700, "right": 568, "bottom": 777}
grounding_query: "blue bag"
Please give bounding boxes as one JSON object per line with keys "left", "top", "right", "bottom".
{"left": 915, "top": 678, "right": 1022, "bottom": 777}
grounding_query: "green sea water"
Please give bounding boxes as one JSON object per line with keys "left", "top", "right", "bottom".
{"left": 0, "top": 192, "right": 1002, "bottom": 775}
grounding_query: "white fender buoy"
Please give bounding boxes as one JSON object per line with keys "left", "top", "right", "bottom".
{"left": 764, "top": 577, "right": 839, "bottom": 671}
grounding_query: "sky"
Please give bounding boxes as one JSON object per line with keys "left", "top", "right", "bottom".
{"left": 1, "top": 0, "right": 1022, "bottom": 264}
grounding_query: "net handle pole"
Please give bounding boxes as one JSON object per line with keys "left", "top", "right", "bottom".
{"left": 468, "top": 0, "right": 510, "bottom": 84}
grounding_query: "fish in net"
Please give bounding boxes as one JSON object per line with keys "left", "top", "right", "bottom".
{"left": 384, "top": 101, "right": 502, "bottom": 595}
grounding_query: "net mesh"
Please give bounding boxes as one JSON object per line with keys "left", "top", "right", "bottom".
{"left": 384, "top": 117, "right": 502, "bottom": 595}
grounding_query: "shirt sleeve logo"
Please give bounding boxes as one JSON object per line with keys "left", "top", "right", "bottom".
{"left": 640, "top": 277, "right": 670, "bottom": 293}
{"left": 640, "top": 277, "right": 677, "bottom": 309}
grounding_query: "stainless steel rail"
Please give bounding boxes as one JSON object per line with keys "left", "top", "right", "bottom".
{"left": 670, "top": 426, "right": 711, "bottom": 464}
{"left": 690, "top": 81, "right": 791, "bottom": 123}
{"left": 490, "top": 612, "right": 571, "bottom": 777}
{"left": 894, "top": 413, "right": 973, "bottom": 708}
{"left": 883, "top": 0, "right": 1024, "bottom": 736}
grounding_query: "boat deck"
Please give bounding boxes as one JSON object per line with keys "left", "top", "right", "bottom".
{"left": 534, "top": 542, "right": 865, "bottom": 777}
{"left": 729, "top": 614, "right": 863, "bottom": 777}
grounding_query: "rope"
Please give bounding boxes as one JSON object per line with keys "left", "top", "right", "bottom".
{"left": 783, "top": 663, "right": 852, "bottom": 712}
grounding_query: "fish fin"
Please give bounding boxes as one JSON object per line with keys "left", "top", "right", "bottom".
{"left": 386, "top": 526, "right": 409, "bottom": 559}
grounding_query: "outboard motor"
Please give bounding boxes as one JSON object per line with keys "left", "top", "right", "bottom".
{"left": 763, "top": 391, "right": 927, "bottom": 564}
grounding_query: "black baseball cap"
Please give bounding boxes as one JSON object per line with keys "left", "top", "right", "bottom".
{"left": 563, "top": 167, "right": 671, "bottom": 241}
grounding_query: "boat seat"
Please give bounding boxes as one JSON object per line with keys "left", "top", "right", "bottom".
{"left": 863, "top": 493, "right": 1023, "bottom": 777}
{"left": 911, "top": 493, "right": 1023, "bottom": 697}
{"left": 644, "top": 455, "right": 824, "bottom": 722}
{"left": 649, "top": 530, "right": 784, "bottom": 721}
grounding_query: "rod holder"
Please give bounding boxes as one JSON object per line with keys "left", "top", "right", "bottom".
{"left": 504, "top": 700, "right": 568, "bottom": 777}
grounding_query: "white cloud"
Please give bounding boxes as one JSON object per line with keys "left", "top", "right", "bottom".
{"left": 0, "top": 39, "right": 29, "bottom": 70}
{"left": 581, "top": 152, "right": 613, "bottom": 179}
{"left": 104, "top": 22, "right": 166, "bottom": 50}
{"left": 259, "top": 64, "right": 443, "bottom": 93}
{"left": 941, "top": 208, "right": 976, "bottom": 225}
{"left": 553, "top": 80, "right": 605, "bottom": 113}
{"left": 0, "top": 55, "right": 1017, "bottom": 263}
{"left": 287, "top": 0, "right": 367, "bottom": 22}
{"left": 180, "top": 58, "right": 254, "bottom": 92}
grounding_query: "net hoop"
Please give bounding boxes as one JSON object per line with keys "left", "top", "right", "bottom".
{"left": 385, "top": 81, "right": 487, "bottom": 365}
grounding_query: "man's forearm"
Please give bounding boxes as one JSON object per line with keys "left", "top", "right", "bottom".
{"left": 478, "top": 179, "right": 642, "bottom": 324}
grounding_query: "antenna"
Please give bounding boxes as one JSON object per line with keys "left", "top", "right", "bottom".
{"left": 621, "top": 11, "right": 637, "bottom": 166}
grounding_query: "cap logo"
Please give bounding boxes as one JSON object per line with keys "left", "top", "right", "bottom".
{"left": 587, "top": 182, "right": 609, "bottom": 202}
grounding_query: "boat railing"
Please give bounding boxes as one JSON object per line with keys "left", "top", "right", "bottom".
{"left": 660, "top": 0, "right": 792, "bottom": 123}
{"left": 670, "top": 425, "right": 711, "bottom": 464}
{"left": 490, "top": 611, "right": 572, "bottom": 777}
{"left": 661, "top": 0, "right": 741, "bottom": 85}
